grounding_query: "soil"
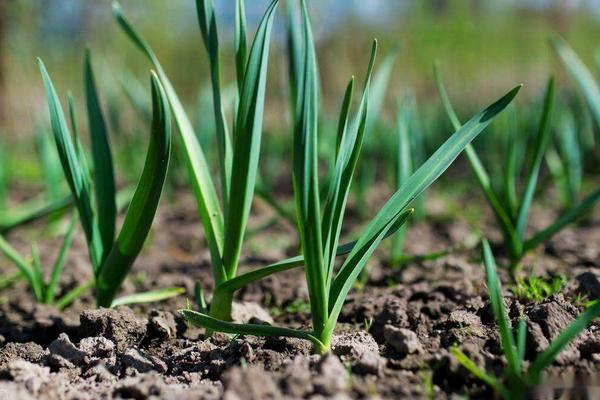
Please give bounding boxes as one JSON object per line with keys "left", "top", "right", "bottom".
{"left": 0, "top": 185, "right": 599, "bottom": 399}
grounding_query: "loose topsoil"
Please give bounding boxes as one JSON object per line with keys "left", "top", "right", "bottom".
{"left": 0, "top": 185, "right": 599, "bottom": 399}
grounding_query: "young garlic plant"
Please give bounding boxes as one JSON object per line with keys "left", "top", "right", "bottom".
{"left": 112, "top": 0, "right": 279, "bottom": 321}
{"left": 452, "top": 240, "right": 600, "bottom": 399}
{"left": 181, "top": 0, "right": 521, "bottom": 354}
{"left": 39, "top": 50, "right": 176, "bottom": 308}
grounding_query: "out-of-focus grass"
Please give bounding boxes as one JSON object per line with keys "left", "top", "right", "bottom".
{"left": 4, "top": 1, "right": 600, "bottom": 138}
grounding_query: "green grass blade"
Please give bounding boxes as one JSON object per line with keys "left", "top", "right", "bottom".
{"left": 482, "top": 240, "right": 520, "bottom": 376}
{"left": 551, "top": 36, "right": 600, "bottom": 130}
{"left": 113, "top": 2, "right": 225, "bottom": 282}
{"left": 293, "top": 0, "right": 327, "bottom": 335}
{"left": 558, "top": 113, "right": 582, "bottom": 205}
{"left": 434, "top": 64, "right": 517, "bottom": 246}
{"left": 527, "top": 301, "right": 600, "bottom": 385}
{"left": 335, "top": 78, "right": 354, "bottom": 159}
{"left": 235, "top": 0, "right": 248, "bottom": 93}
{"left": 120, "top": 68, "right": 152, "bottom": 122}
{"left": 544, "top": 144, "right": 569, "bottom": 206}
{"left": 450, "top": 346, "right": 506, "bottom": 396}
{"left": 286, "top": 0, "right": 302, "bottom": 120}
{"left": 110, "top": 287, "right": 185, "bottom": 308}
{"left": 0, "top": 195, "right": 71, "bottom": 234}
{"left": 35, "top": 123, "right": 63, "bottom": 201}
{"left": 504, "top": 114, "right": 519, "bottom": 218}
{"left": 45, "top": 212, "right": 78, "bottom": 304}
{"left": 515, "top": 78, "right": 555, "bottom": 240}
{"left": 391, "top": 102, "right": 414, "bottom": 261}
{"left": 222, "top": 0, "right": 278, "bottom": 280}
{"left": 96, "top": 72, "right": 171, "bottom": 307}
{"left": 322, "top": 41, "right": 377, "bottom": 288}
{"left": 196, "top": 0, "right": 233, "bottom": 211}
{"left": 67, "top": 94, "right": 94, "bottom": 192}
{"left": 38, "top": 59, "right": 102, "bottom": 271}
{"left": 330, "top": 85, "right": 521, "bottom": 313}
{"left": 365, "top": 52, "right": 395, "bottom": 135}
{"left": 55, "top": 279, "right": 94, "bottom": 310}
{"left": 85, "top": 50, "right": 117, "bottom": 258}
{"left": 0, "top": 271, "right": 23, "bottom": 290}
{"left": 181, "top": 309, "right": 324, "bottom": 348}
{"left": 524, "top": 187, "right": 600, "bottom": 252}
{"left": 0, "top": 235, "right": 42, "bottom": 301}
{"left": 30, "top": 243, "right": 45, "bottom": 302}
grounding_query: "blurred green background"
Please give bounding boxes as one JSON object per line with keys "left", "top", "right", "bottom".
{"left": 2, "top": 0, "right": 600, "bottom": 146}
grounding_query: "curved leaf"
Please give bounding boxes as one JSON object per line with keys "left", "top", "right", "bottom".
{"left": 96, "top": 72, "right": 171, "bottom": 307}
{"left": 85, "top": 50, "right": 117, "bottom": 258}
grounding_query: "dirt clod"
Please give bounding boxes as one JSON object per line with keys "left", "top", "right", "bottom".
{"left": 79, "top": 307, "right": 147, "bottom": 351}
{"left": 383, "top": 326, "right": 423, "bottom": 355}
{"left": 314, "top": 354, "right": 348, "bottom": 395}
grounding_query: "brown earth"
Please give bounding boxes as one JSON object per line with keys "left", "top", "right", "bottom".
{"left": 0, "top": 185, "right": 599, "bottom": 399}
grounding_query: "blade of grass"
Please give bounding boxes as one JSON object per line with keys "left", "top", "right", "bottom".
{"left": 286, "top": 0, "right": 302, "bottom": 120}
{"left": 322, "top": 41, "right": 377, "bottom": 289}
{"left": 196, "top": 0, "right": 233, "bottom": 211}
{"left": 482, "top": 240, "right": 520, "bottom": 375}
{"left": 0, "top": 236, "right": 41, "bottom": 301}
{"left": 113, "top": 2, "right": 225, "bottom": 283}
{"left": 96, "top": 72, "right": 171, "bottom": 307}
{"left": 515, "top": 78, "right": 555, "bottom": 240}
{"left": 181, "top": 309, "right": 324, "bottom": 348}
{"left": 335, "top": 78, "right": 354, "bottom": 160}
{"left": 30, "top": 243, "right": 45, "bottom": 302}
{"left": 38, "top": 59, "right": 103, "bottom": 271}
{"left": 85, "top": 50, "right": 117, "bottom": 259}
{"left": 194, "top": 280, "right": 208, "bottom": 313}
{"left": 451, "top": 346, "right": 506, "bottom": 396}
{"left": 0, "top": 195, "right": 71, "bottom": 233}
{"left": 330, "top": 85, "right": 522, "bottom": 316}
{"left": 234, "top": 0, "right": 247, "bottom": 93}
{"left": 504, "top": 111, "right": 519, "bottom": 218}
{"left": 35, "top": 123, "right": 63, "bottom": 201}
{"left": 434, "top": 64, "right": 518, "bottom": 250}
{"left": 551, "top": 36, "right": 600, "bottom": 130}
{"left": 110, "top": 287, "right": 185, "bottom": 308}
{"left": 55, "top": 279, "right": 94, "bottom": 310}
{"left": 558, "top": 113, "right": 582, "bottom": 205}
{"left": 391, "top": 101, "right": 414, "bottom": 261}
{"left": 45, "top": 212, "right": 78, "bottom": 304}
{"left": 0, "top": 271, "right": 23, "bottom": 290}
{"left": 294, "top": 0, "right": 327, "bottom": 335}
{"left": 222, "top": 0, "right": 278, "bottom": 281}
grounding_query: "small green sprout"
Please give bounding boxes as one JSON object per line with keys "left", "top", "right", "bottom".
{"left": 452, "top": 240, "right": 600, "bottom": 399}
{"left": 511, "top": 273, "right": 566, "bottom": 303}
{"left": 0, "top": 212, "right": 90, "bottom": 309}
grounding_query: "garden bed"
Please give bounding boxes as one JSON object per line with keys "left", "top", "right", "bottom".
{"left": 0, "top": 188, "right": 598, "bottom": 399}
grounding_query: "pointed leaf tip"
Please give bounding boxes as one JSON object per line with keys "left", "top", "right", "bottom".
{"left": 479, "top": 84, "right": 522, "bottom": 123}
{"left": 112, "top": 1, "right": 122, "bottom": 16}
